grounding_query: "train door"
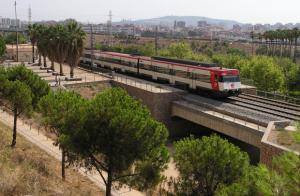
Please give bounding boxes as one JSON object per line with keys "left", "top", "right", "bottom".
{"left": 210, "top": 72, "right": 219, "bottom": 91}
{"left": 190, "top": 69, "right": 195, "bottom": 89}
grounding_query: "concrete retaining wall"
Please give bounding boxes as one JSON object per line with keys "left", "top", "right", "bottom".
{"left": 111, "top": 80, "right": 187, "bottom": 135}
{"left": 172, "top": 101, "right": 264, "bottom": 147}
{"left": 260, "top": 120, "right": 296, "bottom": 167}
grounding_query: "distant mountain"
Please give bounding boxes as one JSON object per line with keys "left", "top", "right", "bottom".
{"left": 116, "top": 16, "right": 242, "bottom": 29}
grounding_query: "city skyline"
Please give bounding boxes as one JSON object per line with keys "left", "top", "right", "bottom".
{"left": 0, "top": 0, "right": 300, "bottom": 25}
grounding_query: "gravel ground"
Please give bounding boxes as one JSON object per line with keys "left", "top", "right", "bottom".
{"left": 184, "top": 94, "right": 285, "bottom": 126}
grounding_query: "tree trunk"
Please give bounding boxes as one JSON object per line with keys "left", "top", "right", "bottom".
{"left": 38, "top": 53, "right": 42, "bottom": 66}
{"left": 51, "top": 61, "right": 55, "bottom": 71}
{"left": 32, "top": 45, "right": 35, "bottom": 63}
{"left": 70, "top": 66, "right": 74, "bottom": 78}
{"left": 61, "top": 148, "right": 66, "bottom": 180}
{"left": 60, "top": 63, "right": 64, "bottom": 76}
{"left": 11, "top": 109, "right": 17, "bottom": 148}
{"left": 43, "top": 56, "right": 47, "bottom": 67}
{"left": 293, "top": 39, "right": 297, "bottom": 63}
{"left": 106, "top": 170, "right": 113, "bottom": 196}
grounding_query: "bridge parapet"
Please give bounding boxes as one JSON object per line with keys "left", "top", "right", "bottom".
{"left": 171, "top": 100, "right": 265, "bottom": 147}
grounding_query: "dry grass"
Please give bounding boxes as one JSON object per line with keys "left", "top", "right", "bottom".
{"left": 67, "top": 83, "right": 112, "bottom": 99}
{"left": 0, "top": 121, "right": 104, "bottom": 196}
{"left": 276, "top": 130, "right": 300, "bottom": 152}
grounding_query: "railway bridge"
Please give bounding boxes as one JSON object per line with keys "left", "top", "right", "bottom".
{"left": 24, "top": 63, "right": 299, "bottom": 165}
{"left": 110, "top": 74, "right": 299, "bottom": 164}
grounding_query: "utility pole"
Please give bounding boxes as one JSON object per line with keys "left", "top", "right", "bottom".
{"left": 155, "top": 26, "right": 158, "bottom": 55}
{"left": 28, "top": 5, "right": 32, "bottom": 25}
{"left": 90, "top": 24, "right": 94, "bottom": 69}
{"left": 14, "top": 0, "right": 19, "bottom": 62}
{"left": 107, "top": 10, "right": 112, "bottom": 46}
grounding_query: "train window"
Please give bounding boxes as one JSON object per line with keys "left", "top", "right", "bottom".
{"left": 174, "top": 70, "right": 188, "bottom": 78}
{"left": 194, "top": 73, "right": 211, "bottom": 83}
{"left": 219, "top": 76, "right": 240, "bottom": 82}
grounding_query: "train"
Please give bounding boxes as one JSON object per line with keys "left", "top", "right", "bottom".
{"left": 80, "top": 50, "right": 241, "bottom": 97}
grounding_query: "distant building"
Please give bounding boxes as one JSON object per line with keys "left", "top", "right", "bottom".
{"left": 0, "top": 17, "right": 22, "bottom": 28}
{"left": 232, "top": 24, "right": 242, "bottom": 32}
{"left": 197, "top": 21, "right": 208, "bottom": 27}
{"left": 174, "top": 20, "right": 186, "bottom": 28}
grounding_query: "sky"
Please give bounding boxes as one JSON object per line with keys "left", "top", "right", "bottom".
{"left": 0, "top": 0, "right": 300, "bottom": 24}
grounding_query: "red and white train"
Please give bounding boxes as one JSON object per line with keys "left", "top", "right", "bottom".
{"left": 80, "top": 50, "right": 241, "bottom": 97}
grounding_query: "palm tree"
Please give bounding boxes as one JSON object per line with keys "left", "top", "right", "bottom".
{"left": 36, "top": 25, "right": 49, "bottom": 67}
{"left": 250, "top": 31, "right": 255, "bottom": 55}
{"left": 45, "top": 26, "right": 57, "bottom": 71}
{"left": 66, "top": 21, "right": 86, "bottom": 78}
{"left": 28, "top": 24, "right": 39, "bottom": 63}
{"left": 292, "top": 28, "right": 299, "bottom": 62}
{"left": 54, "top": 25, "right": 69, "bottom": 76}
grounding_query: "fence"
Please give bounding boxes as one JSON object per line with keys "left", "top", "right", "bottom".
{"left": 241, "top": 77, "right": 300, "bottom": 105}
{"left": 113, "top": 74, "right": 166, "bottom": 93}
{"left": 255, "top": 90, "right": 300, "bottom": 105}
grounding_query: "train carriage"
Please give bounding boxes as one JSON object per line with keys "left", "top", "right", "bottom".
{"left": 80, "top": 50, "right": 241, "bottom": 97}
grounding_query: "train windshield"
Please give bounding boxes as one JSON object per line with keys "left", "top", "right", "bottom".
{"left": 219, "top": 75, "right": 240, "bottom": 82}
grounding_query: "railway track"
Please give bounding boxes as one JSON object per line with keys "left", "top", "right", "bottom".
{"left": 227, "top": 94, "right": 300, "bottom": 121}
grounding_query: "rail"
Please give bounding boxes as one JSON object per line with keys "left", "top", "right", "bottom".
{"left": 255, "top": 90, "right": 300, "bottom": 105}
{"left": 241, "top": 78, "right": 300, "bottom": 105}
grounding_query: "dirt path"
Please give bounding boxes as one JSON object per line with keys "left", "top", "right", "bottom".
{"left": 0, "top": 108, "right": 144, "bottom": 196}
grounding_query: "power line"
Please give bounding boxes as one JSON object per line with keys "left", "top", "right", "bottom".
{"left": 14, "top": 0, "right": 19, "bottom": 62}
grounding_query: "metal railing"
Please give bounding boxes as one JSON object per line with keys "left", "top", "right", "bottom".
{"left": 241, "top": 78, "right": 300, "bottom": 105}
{"left": 113, "top": 74, "right": 166, "bottom": 93}
{"left": 255, "top": 90, "right": 300, "bottom": 105}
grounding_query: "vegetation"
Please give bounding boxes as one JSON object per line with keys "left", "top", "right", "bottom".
{"left": 217, "top": 123, "right": 300, "bottom": 196}
{"left": 253, "top": 28, "right": 300, "bottom": 61}
{"left": 165, "top": 135, "right": 249, "bottom": 196}
{"left": 38, "top": 88, "right": 169, "bottom": 196}
{"left": 4, "top": 32, "right": 26, "bottom": 45}
{"left": 0, "top": 66, "right": 50, "bottom": 147}
{"left": 0, "top": 121, "right": 104, "bottom": 196}
{"left": 0, "top": 35, "right": 5, "bottom": 57}
{"left": 28, "top": 20, "right": 86, "bottom": 77}
{"left": 38, "top": 90, "right": 86, "bottom": 180}
{"left": 28, "top": 24, "right": 39, "bottom": 63}
{"left": 98, "top": 41, "right": 300, "bottom": 96}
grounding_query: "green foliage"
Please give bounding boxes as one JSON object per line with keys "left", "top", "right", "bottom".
{"left": 5, "top": 80, "right": 32, "bottom": 116}
{"left": 60, "top": 88, "right": 169, "bottom": 195}
{"left": 1, "top": 65, "right": 49, "bottom": 147}
{"left": 246, "top": 56, "right": 284, "bottom": 91}
{"left": 218, "top": 152, "right": 300, "bottom": 196}
{"left": 38, "top": 90, "right": 85, "bottom": 137}
{"left": 96, "top": 43, "right": 156, "bottom": 56}
{"left": 161, "top": 42, "right": 193, "bottom": 59}
{"left": 227, "top": 48, "right": 246, "bottom": 56}
{"left": 0, "top": 35, "right": 6, "bottom": 56}
{"left": 170, "top": 135, "right": 249, "bottom": 196}
{"left": 6, "top": 65, "right": 50, "bottom": 107}
{"left": 4, "top": 33, "right": 26, "bottom": 44}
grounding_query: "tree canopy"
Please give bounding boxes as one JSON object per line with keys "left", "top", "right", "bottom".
{"left": 0, "top": 65, "right": 50, "bottom": 147}
{"left": 0, "top": 35, "right": 6, "bottom": 57}
{"left": 4, "top": 33, "right": 26, "bottom": 45}
{"left": 58, "top": 88, "right": 169, "bottom": 196}
{"left": 168, "top": 135, "right": 250, "bottom": 196}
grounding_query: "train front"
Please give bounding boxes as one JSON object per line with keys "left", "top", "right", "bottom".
{"left": 217, "top": 69, "right": 241, "bottom": 96}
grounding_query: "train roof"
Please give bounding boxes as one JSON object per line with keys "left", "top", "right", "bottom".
{"left": 86, "top": 50, "right": 239, "bottom": 75}
{"left": 152, "top": 56, "right": 218, "bottom": 68}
